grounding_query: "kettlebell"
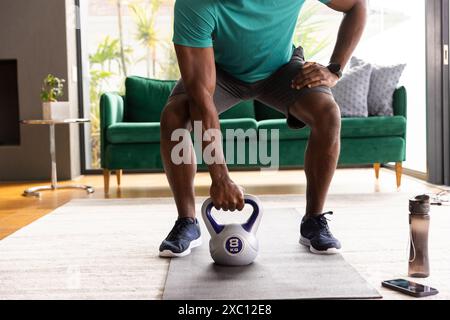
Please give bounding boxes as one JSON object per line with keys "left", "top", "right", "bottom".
{"left": 201, "top": 194, "right": 263, "bottom": 266}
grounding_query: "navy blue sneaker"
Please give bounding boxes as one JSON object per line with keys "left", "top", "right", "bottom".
{"left": 300, "top": 212, "right": 341, "bottom": 254}
{"left": 159, "top": 217, "right": 202, "bottom": 258}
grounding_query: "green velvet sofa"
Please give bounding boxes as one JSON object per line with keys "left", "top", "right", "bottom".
{"left": 100, "top": 76, "right": 407, "bottom": 193}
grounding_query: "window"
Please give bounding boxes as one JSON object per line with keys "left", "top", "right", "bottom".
{"left": 306, "top": 0, "right": 427, "bottom": 173}
{"left": 78, "top": 0, "right": 427, "bottom": 173}
{"left": 79, "top": 0, "right": 179, "bottom": 170}
{"left": 357, "top": 0, "right": 427, "bottom": 173}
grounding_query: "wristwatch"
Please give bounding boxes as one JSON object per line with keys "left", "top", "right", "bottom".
{"left": 327, "top": 63, "right": 343, "bottom": 79}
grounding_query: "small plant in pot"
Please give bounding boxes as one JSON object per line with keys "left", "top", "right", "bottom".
{"left": 41, "top": 74, "right": 70, "bottom": 120}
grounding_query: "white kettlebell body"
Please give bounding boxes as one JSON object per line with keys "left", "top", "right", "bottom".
{"left": 201, "top": 194, "right": 263, "bottom": 266}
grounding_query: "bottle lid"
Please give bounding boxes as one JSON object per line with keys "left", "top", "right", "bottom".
{"left": 409, "top": 194, "right": 430, "bottom": 214}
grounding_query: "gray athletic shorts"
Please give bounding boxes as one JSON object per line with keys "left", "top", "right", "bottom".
{"left": 169, "top": 46, "right": 333, "bottom": 129}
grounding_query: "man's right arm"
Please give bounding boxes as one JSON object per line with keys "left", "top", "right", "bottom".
{"left": 174, "top": 45, "right": 218, "bottom": 146}
{"left": 174, "top": 44, "right": 245, "bottom": 212}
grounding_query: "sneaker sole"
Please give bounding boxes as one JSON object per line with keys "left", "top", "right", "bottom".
{"left": 299, "top": 236, "right": 341, "bottom": 255}
{"left": 159, "top": 237, "right": 202, "bottom": 258}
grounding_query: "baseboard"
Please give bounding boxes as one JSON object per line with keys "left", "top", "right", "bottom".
{"left": 383, "top": 164, "right": 427, "bottom": 181}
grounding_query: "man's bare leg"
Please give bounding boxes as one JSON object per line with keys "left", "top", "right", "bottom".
{"left": 289, "top": 91, "right": 342, "bottom": 254}
{"left": 289, "top": 92, "right": 341, "bottom": 218}
{"left": 160, "top": 94, "right": 196, "bottom": 219}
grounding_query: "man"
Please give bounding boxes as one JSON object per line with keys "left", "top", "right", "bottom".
{"left": 159, "top": 0, "right": 367, "bottom": 257}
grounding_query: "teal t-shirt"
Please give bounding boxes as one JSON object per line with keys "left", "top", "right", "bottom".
{"left": 173, "top": 0, "right": 331, "bottom": 83}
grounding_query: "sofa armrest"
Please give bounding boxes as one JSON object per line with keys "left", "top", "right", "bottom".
{"left": 393, "top": 86, "right": 407, "bottom": 118}
{"left": 100, "top": 93, "right": 125, "bottom": 168}
{"left": 100, "top": 93, "right": 125, "bottom": 128}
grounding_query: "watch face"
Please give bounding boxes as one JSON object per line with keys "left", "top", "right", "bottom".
{"left": 328, "top": 63, "right": 342, "bottom": 78}
{"left": 328, "top": 63, "right": 341, "bottom": 73}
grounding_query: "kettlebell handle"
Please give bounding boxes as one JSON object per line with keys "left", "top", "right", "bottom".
{"left": 201, "top": 194, "right": 263, "bottom": 235}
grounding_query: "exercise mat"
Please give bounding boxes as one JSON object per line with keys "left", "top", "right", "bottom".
{"left": 163, "top": 208, "right": 381, "bottom": 300}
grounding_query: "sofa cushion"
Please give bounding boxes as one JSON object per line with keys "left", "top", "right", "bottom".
{"left": 193, "top": 119, "right": 258, "bottom": 140}
{"left": 107, "top": 122, "right": 161, "bottom": 144}
{"left": 125, "top": 76, "right": 177, "bottom": 122}
{"left": 192, "top": 119, "right": 258, "bottom": 140}
{"left": 351, "top": 57, "right": 406, "bottom": 116}
{"left": 108, "top": 119, "right": 258, "bottom": 145}
{"left": 220, "top": 100, "right": 256, "bottom": 119}
{"left": 258, "top": 116, "right": 406, "bottom": 140}
{"left": 220, "top": 119, "right": 258, "bottom": 140}
{"left": 341, "top": 116, "right": 406, "bottom": 138}
{"left": 331, "top": 63, "right": 372, "bottom": 117}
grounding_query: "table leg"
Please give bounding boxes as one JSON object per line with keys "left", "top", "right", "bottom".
{"left": 50, "top": 124, "right": 57, "bottom": 189}
{"left": 22, "top": 184, "right": 95, "bottom": 197}
{"left": 22, "top": 123, "right": 95, "bottom": 197}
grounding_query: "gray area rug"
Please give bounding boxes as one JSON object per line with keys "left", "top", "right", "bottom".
{"left": 0, "top": 199, "right": 178, "bottom": 300}
{"left": 163, "top": 208, "right": 380, "bottom": 300}
{"left": 0, "top": 196, "right": 387, "bottom": 300}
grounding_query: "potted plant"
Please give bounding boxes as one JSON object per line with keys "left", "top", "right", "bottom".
{"left": 40, "top": 74, "right": 70, "bottom": 120}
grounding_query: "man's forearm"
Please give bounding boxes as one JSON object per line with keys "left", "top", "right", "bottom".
{"left": 187, "top": 91, "right": 229, "bottom": 182}
{"left": 329, "top": 0, "right": 367, "bottom": 68}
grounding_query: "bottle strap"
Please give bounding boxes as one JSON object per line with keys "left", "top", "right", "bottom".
{"left": 409, "top": 227, "right": 416, "bottom": 263}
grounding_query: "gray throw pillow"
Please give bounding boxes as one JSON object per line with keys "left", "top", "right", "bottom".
{"left": 331, "top": 63, "right": 372, "bottom": 118}
{"left": 350, "top": 57, "right": 406, "bottom": 116}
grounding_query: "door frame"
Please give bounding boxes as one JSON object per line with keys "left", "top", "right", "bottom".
{"left": 426, "top": 0, "right": 450, "bottom": 185}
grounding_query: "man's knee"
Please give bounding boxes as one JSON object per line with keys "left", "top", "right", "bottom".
{"left": 291, "top": 93, "right": 341, "bottom": 134}
{"left": 314, "top": 98, "right": 341, "bottom": 133}
{"left": 160, "top": 95, "right": 191, "bottom": 139}
{"left": 311, "top": 101, "right": 341, "bottom": 148}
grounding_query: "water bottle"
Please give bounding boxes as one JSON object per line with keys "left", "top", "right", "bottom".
{"left": 408, "top": 195, "right": 430, "bottom": 278}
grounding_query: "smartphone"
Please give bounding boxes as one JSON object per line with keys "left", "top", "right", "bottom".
{"left": 382, "top": 279, "right": 439, "bottom": 298}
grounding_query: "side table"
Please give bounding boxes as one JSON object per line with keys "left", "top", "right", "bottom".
{"left": 20, "top": 119, "right": 95, "bottom": 197}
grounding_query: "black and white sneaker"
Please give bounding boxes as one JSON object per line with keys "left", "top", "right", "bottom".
{"left": 159, "top": 218, "right": 202, "bottom": 258}
{"left": 300, "top": 212, "right": 341, "bottom": 255}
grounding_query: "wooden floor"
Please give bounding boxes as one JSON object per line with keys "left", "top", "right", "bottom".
{"left": 0, "top": 168, "right": 449, "bottom": 300}
{"left": 0, "top": 168, "right": 443, "bottom": 240}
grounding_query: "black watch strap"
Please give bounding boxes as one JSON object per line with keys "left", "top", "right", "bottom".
{"left": 327, "top": 63, "right": 343, "bottom": 79}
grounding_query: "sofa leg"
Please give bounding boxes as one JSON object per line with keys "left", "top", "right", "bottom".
{"left": 103, "top": 169, "right": 111, "bottom": 194}
{"left": 374, "top": 163, "right": 381, "bottom": 179}
{"left": 395, "top": 162, "right": 403, "bottom": 188}
{"left": 116, "top": 170, "right": 122, "bottom": 187}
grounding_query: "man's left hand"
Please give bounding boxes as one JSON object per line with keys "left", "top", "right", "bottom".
{"left": 291, "top": 62, "right": 339, "bottom": 90}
